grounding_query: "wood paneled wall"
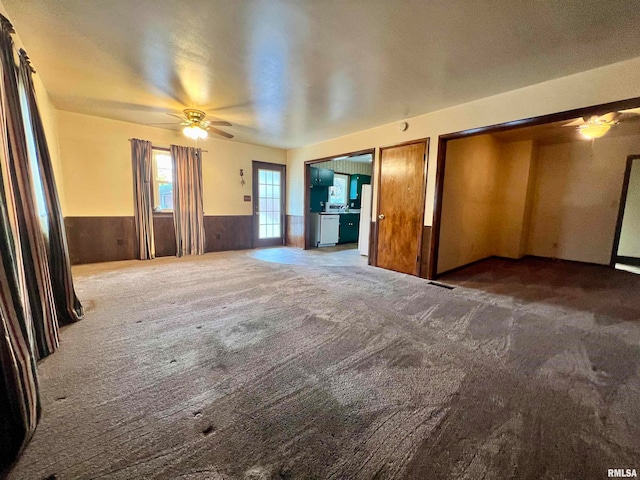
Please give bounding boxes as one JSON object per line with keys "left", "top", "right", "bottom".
{"left": 419, "top": 226, "right": 432, "bottom": 278}
{"left": 153, "top": 215, "right": 176, "bottom": 257}
{"left": 204, "top": 216, "right": 253, "bottom": 252}
{"left": 286, "top": 215, "right": 304, "bottom": 248}
{"left": 66, "top": 215, "right": 254, "bottom": 265}
{"left": 65, "top": 216, "right": 137, "bottom": 265}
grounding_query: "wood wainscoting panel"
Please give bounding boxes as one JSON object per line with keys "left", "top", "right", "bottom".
{"left": 286, "top": 215, "right": 305, "bottom": 248}
{"left": 153, "top": 215, "right": 177, "bottom": 258}
{"left": 419, "top": 226, "right": 432, "bottom": 278}
{"left": 65, "top": 216, "right": 137, "bottom": 265}
{"left": 66, "top": 215, "right": 254, "bottom": 265}
{"left": 204, "top": 215, "right": 253, "bottom": 252}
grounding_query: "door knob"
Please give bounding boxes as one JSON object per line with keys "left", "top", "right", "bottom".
{"left": 378, "top": 213, "right": 385, "bottom": 220}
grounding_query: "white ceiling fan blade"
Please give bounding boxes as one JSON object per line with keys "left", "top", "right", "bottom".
{"left": 563, "top": 118, "right": 584, "bottom": 127}
{"left": 599, "top": 112, "right": 618, "bottom": 123}
{"left": 618, "top": 107, "right": 640, "bottom": 115}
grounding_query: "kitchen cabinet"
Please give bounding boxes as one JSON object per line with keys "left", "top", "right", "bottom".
{"left": 349, "top": 174, "right": 371, "bottom": 209}
{"left": 310, "top": 167, "right": 334, "bottom": 187}
{"left": 339, "top": 213, "right": 360, "bottom": 244}
{"left": 309, "top": 185, "right": 328, "bottom": 212}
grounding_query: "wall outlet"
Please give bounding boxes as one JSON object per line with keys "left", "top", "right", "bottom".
{"left": 244, "top": 195, "right": 251, "bottom": 202}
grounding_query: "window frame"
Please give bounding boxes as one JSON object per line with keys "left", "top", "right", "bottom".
{"left": 152, "top": 148, "right": 174, "bottom": 213}
{"left": 328, "top": 173, "right": 350, "bottom": 207}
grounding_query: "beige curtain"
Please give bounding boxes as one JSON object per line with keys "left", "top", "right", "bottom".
{"left": 171, "top": 145, "right": 205, "bottom": 256}
{"left": 131, "top": 139, "right": 155, "bottom": 259}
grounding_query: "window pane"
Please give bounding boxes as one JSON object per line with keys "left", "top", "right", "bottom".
{"left": 259, "top": 170, "right": 266, "bottom": 183}
{"left": 259, "top": 212, "right": 267, "bottom": 225}
{"left": 158, "top": 182, "right": 173, "bottom": 210}
{"left": 273, "top": 171, "right": 280, "bottom": 185}
{"left": 328, "top": 174, "right": 348, "bottom": 205}
{"left": 157, "top": 167, "right": 172, "bottom": 182}
{"left": 266, "top": 170, "right": 273, "bottom": 184}
{"left": 259, "top": 184, "right": 266, "bottom": 197}
{"left": 259, "top": 224, "right": 267, "bottom": 239}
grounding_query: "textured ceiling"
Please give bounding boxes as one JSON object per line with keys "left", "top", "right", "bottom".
{"left": 4, "top": 0, "right": 640, "bottom": 149}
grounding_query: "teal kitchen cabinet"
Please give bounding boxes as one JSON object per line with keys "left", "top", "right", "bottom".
{"left": 338, "top": 213, "right": 360, "bottom": 244}
{"left": 309, "top": 185, "right": 328, "bottom": 212}
{"left": 349, "top": 174, "right": 371, "bottom": 209}
{"left": 310, "top": 166, "right": 334, "bottom": 187}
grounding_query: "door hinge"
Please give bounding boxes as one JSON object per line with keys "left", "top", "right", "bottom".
{"left": 417, "top": 255, "right": 420, "bottom": 263}
{"left": 423, "top": 153, "right": 426, "bottom": 162}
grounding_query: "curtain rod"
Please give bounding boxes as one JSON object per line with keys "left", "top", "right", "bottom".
{"left": 127, "top": 139, "right": 208, "bottom": 153}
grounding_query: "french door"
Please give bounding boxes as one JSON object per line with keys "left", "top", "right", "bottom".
{"left": 252, "top": 161, "right": 286, "bottom": 247}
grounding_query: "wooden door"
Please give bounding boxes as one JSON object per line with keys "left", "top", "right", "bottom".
{"left": 376, "top": 141, "right": 428, "bottom": 275}
{"left": 253, "top": 161, "right": 286, "bottom": 247}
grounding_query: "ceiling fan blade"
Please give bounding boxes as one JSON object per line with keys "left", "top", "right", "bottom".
{"left": 146, "top": 122, "right": 182, "bottom": 126}
{"left": 599, "top": 112, "right": 618, "bottom": 123}
{"left": 563, "top": 118, "right": 584, "bottom": 127}
{"left": 208, "top": 126, "right": 234, "bottom": 139}
{"left": 207, "top": 120, "right": 232, "bottom": 126}
{"left": 167, "top": 113, "right": 187, "bottom": 120}
{"left": 618, "top": 107, "right": 640, "bottom": 115}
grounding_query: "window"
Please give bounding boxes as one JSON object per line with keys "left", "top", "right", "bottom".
{"left": 328, "top": 173, "right": 349, "bottom": 206}
{"left": 153, "top": 149, "right": 173, "bottom": 211}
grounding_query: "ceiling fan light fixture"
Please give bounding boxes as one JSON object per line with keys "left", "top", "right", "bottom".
{"left": 578, "top": 123, "right": 611, "bottom": 140}
{"left": 183, "top": 125, "right": 208, "bottom": 140}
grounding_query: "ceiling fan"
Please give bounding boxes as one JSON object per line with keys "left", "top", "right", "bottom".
{"left": 563, "top": 107, "right": 640, "bottom": 140}
{"left": 149, "top": 109, "right": 234, "bottom": 140}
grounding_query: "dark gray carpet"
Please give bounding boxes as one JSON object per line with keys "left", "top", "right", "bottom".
{"left": 7, "top": 252, "right": 640, "bottom": 479}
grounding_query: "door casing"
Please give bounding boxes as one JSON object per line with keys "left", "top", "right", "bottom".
{"left": 252, "top": 161, "right": 286, "bottom": 248}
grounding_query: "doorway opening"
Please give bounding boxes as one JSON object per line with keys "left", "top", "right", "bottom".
{"left": 252, "top": 161, "right": 286, "bottom": 248}
{"left": 429, "top": 97, "right": 640, "bottom": 279}
{"left": 303, "top": 149, "right": 375, "bottom": 264}
{"left": 612, "top": 155, "right": 640, "bottom": 274}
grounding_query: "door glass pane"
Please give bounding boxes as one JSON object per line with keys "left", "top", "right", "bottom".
{"left": 257, "top": 168, "right": 282, "bottom": 239}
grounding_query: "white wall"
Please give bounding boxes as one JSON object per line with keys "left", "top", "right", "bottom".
{"left": 527, "top": 134, "right": 640, "bottom": 265}
{"left": 618, "top": 159, "right": 640, "bottom": 258}
{"left": 56, "top": 111, "right": 286, "bottom": 217}
{"left": 286, "top": 56, "right": 640, "bottom": 228}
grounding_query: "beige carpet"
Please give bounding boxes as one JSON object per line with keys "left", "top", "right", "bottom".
{"left": 6, "top": 252, "right": 640, "bottom": 479}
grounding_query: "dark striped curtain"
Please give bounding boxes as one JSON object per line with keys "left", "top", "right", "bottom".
{"left": 0, "top": 16, "right": 58, "bottom": 359}
{"left": 0, "top": 16, "right": 41, "bottom": 474}
{"left": 18, "top": 49, "right": 83, "bottom": 324}
{"left": 171, "top": 145, "right": 205, "bottom": 256}
{"left": 131, "top": 138, "right": 155, "bottom": 259}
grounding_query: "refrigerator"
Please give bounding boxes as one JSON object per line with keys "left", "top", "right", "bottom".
{"left": 358, "top": 184, "right": 372, "bottom": 256}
